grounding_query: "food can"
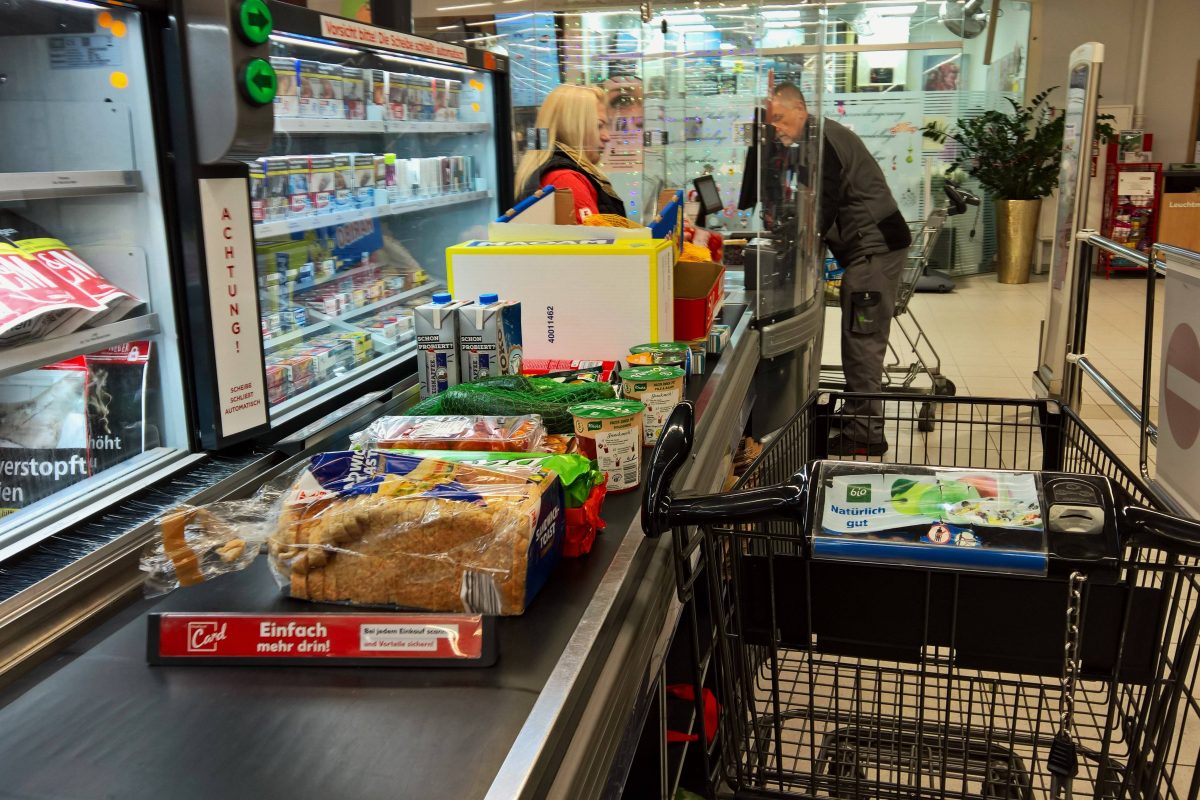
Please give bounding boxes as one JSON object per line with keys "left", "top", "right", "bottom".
{"left": 568, "top": 399, "right": 646, "bottom": 494}
{"left": 629, "top": 342, "right": 692, "bottom": 375}
{"left": 620, "top": 365, "right": 685, "bottom": 446}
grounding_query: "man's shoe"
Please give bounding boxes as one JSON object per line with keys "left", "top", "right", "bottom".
{"left": 828, "top": 433, "right": 889, "bottom": 457}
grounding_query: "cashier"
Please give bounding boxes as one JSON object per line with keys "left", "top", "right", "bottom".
{"left": 515, "top": 84, "right": 627, "bottom": 223}
{"left": 770, "top": 82, "right": 912, "bottom": 458}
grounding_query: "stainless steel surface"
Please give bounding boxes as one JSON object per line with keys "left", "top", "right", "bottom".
{"left": 1069, "top": 355, "right": 1158, "bottom": 444}
{"left": 485, "top": 309, "right": 758, "bottom": 800}
{"left": 182, "top": 0, "right": 273, "bottom": 163}
{"left": 0, "top": 314, "right": 160, "bottom": 380}
{"left": 760, "top": 298, "right": 823, "bottom": 359}
{"left": 0, "top": 451, "right": 277, "bottom": 686}
{"left": 0, "top": 170, "right": 142, "bottom": 201}
{"left": 1084, "top": 233, "right": 1167, "bottom": 274}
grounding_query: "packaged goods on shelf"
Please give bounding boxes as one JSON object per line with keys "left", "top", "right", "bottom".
{"left": 298, "top": 60, "right": 321, "bottom": 118}
{"left": 350, "top": 153, "right": 375, "bottom": 208}
{"left": 332, "top": 154, "right": 354, "bottom": 209}
{"left": 0, "top": 210, "right": 141, "bottom": 343}
{"left": 287, "top": 156, "right": 311, "bottom": 217}
{"left": 141, "top": 451, "right": 567, "bottom": 614}
{"left": 309, "top": 156, "right": 336, "bottom": 214}
{"left": 272, "top": 56, "right": 299, "bottom": 117}
{"left": 351, "top": 414, "right": 546, "bottom": 452}
{"left": 316, "top": 64, "right": 343, "bottom": 118}
{"left": 342, "top": 66, "right": 366, "bottom": 120}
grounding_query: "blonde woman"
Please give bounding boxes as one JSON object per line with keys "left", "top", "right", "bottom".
{"left": 515, "top": 84, "right": 626, "bottom": 222}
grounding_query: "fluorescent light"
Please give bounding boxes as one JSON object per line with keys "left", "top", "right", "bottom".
{"left": 435, "top": 1, "right": 492, "bottom": 10}
{"left": 662, "top": 13, "right": 705, "bottom": 24}
{"left": 761, "top": 9, "right": 801, "bottom": 19}
{"left": 378, "top": 54, "right": 475, "bottom": 74}
{"left": 270, "top": 33, "right": 360, "bottom": 54}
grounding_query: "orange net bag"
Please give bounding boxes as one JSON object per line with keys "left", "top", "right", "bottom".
{"left": 679, "top": 241, "right": 713, "bottom": 262}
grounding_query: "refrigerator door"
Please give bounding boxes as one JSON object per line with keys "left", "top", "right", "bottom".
{"left": 0, "top": 0, "right": 190, "bottom": 560}
{"left": 236, "top": 22, "right": 506, "bottom": 433}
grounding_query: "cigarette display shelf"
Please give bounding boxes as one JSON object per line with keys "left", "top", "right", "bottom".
{"left": 0, "top": 313, "right": 160, "bottom": 380}
{"left": 253, "top": 190, "right": 491, "bottom": 238}
{"left": 0, "top": 170, "right": 142, "bottom": 202}
{"left": 263, "top": 282, "right": 433, "bottom": 352}
{"left": 274, "top": 118, "right": 491, "bottom": 136}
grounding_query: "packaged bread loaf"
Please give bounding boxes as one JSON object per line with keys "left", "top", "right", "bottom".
{"left": 141, "top": 450, "right": 566, "bottom": 615}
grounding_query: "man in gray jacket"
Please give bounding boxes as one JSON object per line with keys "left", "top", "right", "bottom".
{"left": 772, "top": 82, "right": 911, "bottom": 456}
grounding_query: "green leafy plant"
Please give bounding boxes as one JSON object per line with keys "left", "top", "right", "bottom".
{"left": 922, "top": 88, "right": 1116, "bottom": 200}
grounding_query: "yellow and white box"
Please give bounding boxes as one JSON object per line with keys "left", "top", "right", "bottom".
{"left": 447, "top": 238, "right": 675, "bottom": 362}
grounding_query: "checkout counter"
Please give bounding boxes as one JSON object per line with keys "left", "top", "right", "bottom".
{"left": 0, "top": 305, "right": 760, "bottom": 800}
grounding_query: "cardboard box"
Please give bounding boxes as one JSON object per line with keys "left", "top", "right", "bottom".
{"left": 674, "top": 260, "right": 724, "bottom": 341}
{"left": 447, "top": 239, "right": 675, "bottom": 362}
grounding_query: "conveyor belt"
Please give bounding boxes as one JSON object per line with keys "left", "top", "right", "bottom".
{"left": 0, "top": 306, "right": 756, "bottom": 800}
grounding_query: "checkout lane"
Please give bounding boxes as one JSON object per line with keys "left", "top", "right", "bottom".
{"left": 0, "top": 306, "right": 756, "bottom": 800}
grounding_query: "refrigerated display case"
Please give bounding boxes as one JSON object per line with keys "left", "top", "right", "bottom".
{"left": 179, "top": 4, "right": 512, "bottom": 444}
{"left": 0, "top": 0, "right": 192, "bottom": 561}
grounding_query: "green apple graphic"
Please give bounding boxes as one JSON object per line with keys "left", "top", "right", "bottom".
{"left": 891, "top": 478, "right": 979, "bottom": 516}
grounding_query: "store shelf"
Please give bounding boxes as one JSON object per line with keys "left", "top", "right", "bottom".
{"left": 271, "top": 340, "right": 417, "bottom": 424}
{"left": 264, "top": 283, "right": 434, "bottom": 351}
{"left": 254, "top": 190, "right": 491, "bottom": 238}
{"left": 0, "top": 170, "right": 142, "bottom": 201}
{"left": 273, "top": 118, "right": 490, "bottom": 135}
{"left": 273, "top": 260, "right": 389, "bottom": 296}
{"left": 274, "top": 118, "right": 386, "bottom": 134}
{"left": 0, "top": 313, "right": 160, "bottom": 379}
{"left": 387, "top": 120, "right": 490, "bottom": 135}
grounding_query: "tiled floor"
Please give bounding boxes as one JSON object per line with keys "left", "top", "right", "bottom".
{"left": 821, "top": 270, "right": 1163, "bottom": 474}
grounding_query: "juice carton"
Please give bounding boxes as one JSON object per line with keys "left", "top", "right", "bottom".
{"left": 415, "top": 292, "right": 470, "bottom": 397}
{"left": 458, "top": 295, "right": 523, "bottom": 382}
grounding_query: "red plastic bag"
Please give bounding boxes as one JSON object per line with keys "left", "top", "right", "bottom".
{"left": 563, "top": 477, "right": 607, "bottom": 557}
{"left": 666, "top": 683, "right": 719, "bottom": 744}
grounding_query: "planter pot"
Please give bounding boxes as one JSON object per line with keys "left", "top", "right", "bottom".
{"left": 994, "top": 198, "right": 1042, "bottom": 284}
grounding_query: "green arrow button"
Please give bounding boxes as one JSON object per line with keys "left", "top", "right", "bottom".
{"left": 241, "top": 57, "right": 277, "bottom": 105}
{"left": 237, "top": 0, "right": 273, "bottom": 45}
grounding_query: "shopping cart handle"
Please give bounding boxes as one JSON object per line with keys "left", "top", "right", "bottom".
{"left": 1123, "top": 505, "right": 1200, "bottom": 558}
{"left": 642, "top": 402, "right": 696, "bottom": 538}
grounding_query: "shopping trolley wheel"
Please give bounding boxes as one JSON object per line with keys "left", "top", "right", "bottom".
{"left": 918, "top": 402, "right": 936, "bottom": 432}
{"left": 933, "top": 376, "right": 957, "bottom": 396}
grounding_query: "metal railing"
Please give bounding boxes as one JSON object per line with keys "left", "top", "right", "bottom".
{"left": 1064, "top": 232, "right": 1199, "bottom": 485}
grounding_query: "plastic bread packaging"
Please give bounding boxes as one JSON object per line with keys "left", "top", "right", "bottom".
{"left": 350, "top": 414, "right": 546, "bottom": 453}
{"left": 383, "top": 449, "right": 607, "bottom": 557}
{"left": 140, "top": 450, "right": 565, "bottom": 615}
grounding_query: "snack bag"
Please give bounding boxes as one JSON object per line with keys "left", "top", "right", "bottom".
{"left": 351, "top": 414, "right": 546, "bottom": 453}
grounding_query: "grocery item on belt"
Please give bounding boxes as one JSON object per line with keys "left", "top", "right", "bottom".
{"left": 569, "top": 399, "right": 645, "bottom": 494}
{"left": 458, "top": 294, "right": 523, "bottom": 383}
{"left": 407, "top": 374, "right": 616, "bottom": 434}
{"left": 521, "top": 359, "right": 620, "bottom": 382}
{"left": 0, "top": 210, "right": 141, "bottom": 334}
{"left": 351, "top": 414, "right": 546, "bottom": 453}
{"left": 629, "top": 342, "right": 692, "bottom": 375}
{"left": 416, "top": 292, "right": 470, "bottom": 397}
{"left": 141, "top": 451, "right": 566, "bottom": 614}
{"left": 620, "top": 365, "right": 685, "bottom": 446}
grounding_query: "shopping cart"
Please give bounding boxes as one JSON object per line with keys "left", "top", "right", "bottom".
{"left": 823, "top": 210, "right": 956, "bottom": 432}
{"left": 642, "top": 394, "right": 1200, "bottom": 799}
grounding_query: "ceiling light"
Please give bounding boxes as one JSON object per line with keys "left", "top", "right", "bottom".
{"left": 435, "top": 1, "right": 493, "bottom": 10}
{"left": 662, "top": 13, "right": 705, "bottom": 24}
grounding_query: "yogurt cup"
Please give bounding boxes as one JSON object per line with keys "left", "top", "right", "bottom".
{"left": 569, "top": 399, "right": 646, "bottom": 494}
{"left": 620, "top": 365, "right": 686, "bottom": 446}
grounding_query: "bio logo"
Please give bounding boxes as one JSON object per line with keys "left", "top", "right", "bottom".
{"left": 846, "top": 484, "right": 872, "bottom": 504}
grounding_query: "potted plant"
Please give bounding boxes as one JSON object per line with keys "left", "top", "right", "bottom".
{"left": 923, "top": 89, "right": 1113, "bottom": 284}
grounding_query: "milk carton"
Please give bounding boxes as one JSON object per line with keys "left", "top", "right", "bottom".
{"left": 415, "top": 292, "right": 470, "bottom": 397}
{"left": 458, "top": 294, "right": 523, "bottom": 383}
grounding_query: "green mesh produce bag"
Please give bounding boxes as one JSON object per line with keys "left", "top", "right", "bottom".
{"left": 407, "top": 375, "right": 615, "bottom": 434}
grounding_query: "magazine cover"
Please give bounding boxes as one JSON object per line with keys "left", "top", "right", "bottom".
{"left": 816, "top": 463, "right": 1047, "bottom": 575}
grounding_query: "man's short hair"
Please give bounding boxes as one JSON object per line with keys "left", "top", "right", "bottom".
{"left": 773, "top": 82, "right": 806, "bottom": 107}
